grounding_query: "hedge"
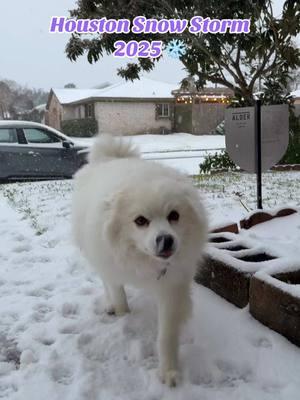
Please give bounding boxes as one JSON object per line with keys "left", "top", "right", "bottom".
{"left": 61, "top": 118, "right": 98, "bottom": 137}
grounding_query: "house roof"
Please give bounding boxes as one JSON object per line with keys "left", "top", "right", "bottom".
{"left": 51, "top": 78, "right": 178, "bottom": 105}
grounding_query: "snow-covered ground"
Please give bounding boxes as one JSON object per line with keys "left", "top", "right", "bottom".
{"left": 72, "top": 133, "right": 225, "bottom": 151}
{"left": 72, "top": 133, "right": 225, "bottom": 175}
{"left": 0, "top": 170, "right": 300, "bottom": 400}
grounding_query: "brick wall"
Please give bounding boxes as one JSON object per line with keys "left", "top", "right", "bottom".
{"left": 94, "top": 101, "right": 173, "bottom": 135}
{"left": 47, "top": 94, "right": 63, "bottom": 130}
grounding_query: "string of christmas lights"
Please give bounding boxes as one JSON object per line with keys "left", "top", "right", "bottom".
{"left": 175, "top": 94, "right": 231, "bottom": 104}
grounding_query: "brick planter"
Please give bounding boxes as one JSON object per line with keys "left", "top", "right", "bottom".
{"left": 197, "top": 209, "right": 300, "bottom": 345}
{"left": 240, "top": 208, "right": 297, "bottom": 230}
{"left": 196, "top": 254, "right": 251, "bottom": 308}
{"left": 198, "top": 209, "right": 299, "bottom": 308}
{"left": 211, "top": 223, "right": 239, "bottom": 234}
{"left": 250, "top": 267, "right": 300, "bottom": 347}
{"left": 195, "top": 233, "right": 280, "bottom": 307}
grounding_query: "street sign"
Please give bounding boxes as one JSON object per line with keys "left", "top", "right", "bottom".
{"left": 225, "top": 107, "right": 255, "bottom": 172}
{"left": 225, "top": 104, "right": 289, "bottom": 173}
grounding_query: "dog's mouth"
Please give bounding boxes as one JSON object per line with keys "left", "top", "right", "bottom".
{"left": 157, "top": 250, "right": 174, "bottom": 259}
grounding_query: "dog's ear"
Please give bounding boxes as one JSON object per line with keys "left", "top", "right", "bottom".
{"left": 102, "top": 190, "right": 125, "bottom": 244}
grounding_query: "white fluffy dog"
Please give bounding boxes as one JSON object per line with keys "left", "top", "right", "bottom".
{"left": 72, "top": 135, "right": 207, "bottom": 387}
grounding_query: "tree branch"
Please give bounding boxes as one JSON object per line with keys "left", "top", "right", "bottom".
{"left": 249, "top": 47, "right": 277, "bottom": 92}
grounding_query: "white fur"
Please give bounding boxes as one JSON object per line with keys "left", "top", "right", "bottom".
{"left": 72, "top": 135, "right": 208, "bottom": 387}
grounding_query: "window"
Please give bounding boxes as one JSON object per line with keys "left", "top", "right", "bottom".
{"left": 84, "top": 103, "right": 94, "bottom": 119}
{"left": 0, "top": 128, "right": 18, "bottom": 143}
{"left": 23, "top": 128, "right": 61, "bottom": 144}
{"left": 157, "top": 103, "right": 170, "bottom": 118}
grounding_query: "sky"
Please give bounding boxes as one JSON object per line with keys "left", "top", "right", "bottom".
{"left": 0, "top": 0, "right": 291, "bottom": 91}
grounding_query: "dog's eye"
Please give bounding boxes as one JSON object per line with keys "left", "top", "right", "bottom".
{"left": 134, "top": 216, "right": 149, "bottom": 227}
{"left": 167, "top": 210, "right": 179, "bottom": 223}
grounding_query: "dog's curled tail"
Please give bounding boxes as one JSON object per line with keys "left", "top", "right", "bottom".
{"left": 88, "top": 134, "right": 140, "bottom": 164}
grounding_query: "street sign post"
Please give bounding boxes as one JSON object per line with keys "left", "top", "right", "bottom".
{"left": 255, "top": 100, "right": 262, "bottom": 209}
{"left": 225, "top": 103, "right": 289, "bottom": 209}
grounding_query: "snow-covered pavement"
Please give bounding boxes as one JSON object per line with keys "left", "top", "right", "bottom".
{"left": 0, "top": 173, "right": 300, "bottom": 399}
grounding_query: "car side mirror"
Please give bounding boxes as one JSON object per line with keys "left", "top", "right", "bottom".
{"left": 62, "top": 140, "right": 73, "bottom": 149}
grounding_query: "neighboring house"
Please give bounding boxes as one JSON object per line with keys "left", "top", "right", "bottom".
{"left": 18, "top": 103, "right": 47, "bottom": 124}
{"left": 46, "top": 78, "right": 177, "bottom": 136}
{"left": 173, "top": 87, "right": 233, "bottom": 134}
{"left": 34, "top": 104, "right": 47, "bottom": 124}
{"left": 291, "top": 90, "right": 300, "bottom": 116}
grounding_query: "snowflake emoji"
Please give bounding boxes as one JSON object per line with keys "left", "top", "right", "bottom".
{"left": 166, "top": 39, "right": 187, "bottom": 59}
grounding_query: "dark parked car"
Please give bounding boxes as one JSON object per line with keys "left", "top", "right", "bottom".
{"left": 0, "top": 121, "right": 89, "bottom": 182}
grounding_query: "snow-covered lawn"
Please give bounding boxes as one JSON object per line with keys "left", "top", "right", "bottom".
{"left": 73, "top": 133, "right": 225, "bottom": 175}
{"left": 0, "top": 171, "right": 300, "bottom": 400}
{"left": 72, "top": 133, "right": 225, "bottom": 152}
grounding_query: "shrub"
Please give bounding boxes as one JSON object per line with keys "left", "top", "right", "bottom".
{"left": 199, "top": 151, "right": 237, "bottom": 174}
{"left": 280, "top": 112, "right": 300, "bottom": 165}
{"left": 61, "top": 118, "right": 98, "bottom": 137}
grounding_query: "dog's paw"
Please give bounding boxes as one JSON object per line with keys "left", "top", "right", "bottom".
{"left": 159, "top": 369, "right": 179, "bottom": 387}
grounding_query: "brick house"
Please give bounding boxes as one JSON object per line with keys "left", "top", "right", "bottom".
{"left": 46, "top": 78, "right": 177, "bottom": 136}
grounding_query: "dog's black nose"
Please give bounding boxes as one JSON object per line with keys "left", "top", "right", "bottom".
{"left": 156, "top": 234, "right": 174, "bottom": 253}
